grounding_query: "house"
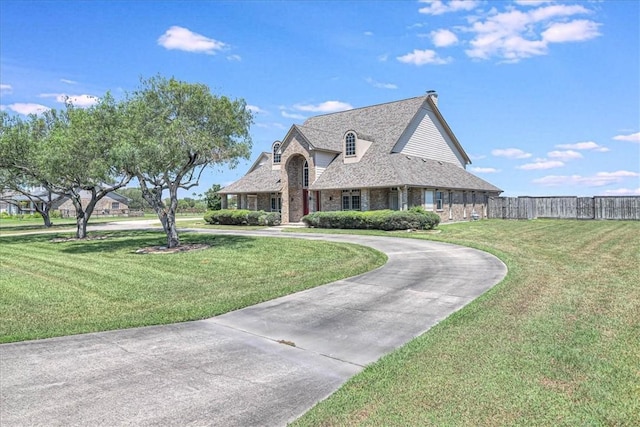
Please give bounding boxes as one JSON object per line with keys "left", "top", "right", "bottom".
{"left": 55, "top": 190, "right": 131, "bottom": 217}
{"left": 0, "top": 189, "right": 130, "bottom": 217}
{"left": 218, "top": 92, "right": 502, "bottom": 224}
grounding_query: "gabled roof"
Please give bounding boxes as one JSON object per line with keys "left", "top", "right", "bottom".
{"left": 302, "top": 95, "right": 428, "bottom": 155}
{"left": 218, "top": 152, "right": 282, "bottom": 194}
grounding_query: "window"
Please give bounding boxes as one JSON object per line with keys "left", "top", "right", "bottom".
{"left": 342, "top": 189, "right": 361, "bottom": 211}
{"left": 425, "top": 190, "right": 434, "bottom": 211}
{"left": 273, "top": 142, "right": 281, "bottom": 164}
{"left": 270, "top": 193, "right": 281, "bottom": 212}
{"left": 389, "top": 189, "right": 399, "bottom": 211}
{"left": 303, "top": 160, "right": 309, "bottom": 188}
{"left": 345, "top": 132, "right": 356, "bottom": 156}
{"left": 435, "top": 191, "right": 444, "bottom": 210}
{"left": 111, "top": 202, "right": 120, "bottom": 210}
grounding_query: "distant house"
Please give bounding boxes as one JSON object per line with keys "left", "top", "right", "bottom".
{"left": 0, "top": 189, "right": 130, "bottom": 217}
{"left": 219, "top": 92, "right": 502, "bottom": 224}
{"left": 55, "top": 191, "right": 130, "bottom": 217}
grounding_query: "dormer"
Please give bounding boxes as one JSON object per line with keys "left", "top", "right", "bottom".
{"left": 343, "top": 130, "right": 373, "bottom": 164}
{"left": 272, "top": 141, "right": 282, "bottom": 170}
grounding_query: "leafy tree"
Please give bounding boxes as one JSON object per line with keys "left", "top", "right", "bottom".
{"left": 0, "top": 112, "right": 66, "bottom": 227}
{"left": 117, "top": 187, "right": 151, "bottom": 211}
{"left": 125, "top": 76, "right": 252, "bottom": 248}
{"left": 204, "top": 183, "right": 222, "bottom": 210}
{"left": 41, "top": 94, "right": 132, "bottom": 238}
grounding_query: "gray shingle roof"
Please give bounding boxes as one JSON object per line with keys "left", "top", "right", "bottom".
{"left": 223, "top": 94, "right": 501, "bottom": 195}
{"left": 294, "top": 125, "right": 343, "bottom": 152}
{"left": 310, "top": 154, "right": 501, "bottom": 192}
{"left": 218, "top": 153, "right": 282, "bottom": 194}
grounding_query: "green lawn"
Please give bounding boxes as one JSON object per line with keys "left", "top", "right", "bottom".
{"left": 0, "top": 230, "right": 386, "bottom": 343}
{"left": 293, "top": 220, "right": 640, "bottom": 426}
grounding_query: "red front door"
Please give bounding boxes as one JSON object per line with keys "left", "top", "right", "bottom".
{"left": 303, "top": 189, "right": 309, "bottom": 216}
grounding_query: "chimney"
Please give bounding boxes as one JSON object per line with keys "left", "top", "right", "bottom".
{"left": 426, "top": 90, "right": 438, "bottom": 106}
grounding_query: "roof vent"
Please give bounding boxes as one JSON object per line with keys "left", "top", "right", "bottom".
{"left": 422, "top": 158, "right": 427, "bottom": 162}
{"left": 406, "top": 155, "right": 412, "bottom": 160}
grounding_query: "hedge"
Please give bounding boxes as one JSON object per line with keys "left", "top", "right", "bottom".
{"left": 203, "top": 209, "right": 281, "bottom": 226}
{"left": 302, "top": 208, "right": 440, "bottom": 231}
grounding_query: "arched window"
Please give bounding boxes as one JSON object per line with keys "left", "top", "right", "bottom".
{"left": 345, "top": 132, "right": 356, "bottom": 157}
{"left": 273, "top": 142, "right": 281, "bottom": 164}
{"left": 303, "top": 160, "right": 309, "bottom": 188}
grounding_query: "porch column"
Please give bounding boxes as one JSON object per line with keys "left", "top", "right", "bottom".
{"left": 401, "top": 186, "right": 408, "bottom": 211}
{"left": 221, "top": 194, "right": 228, "bottom": 209}
{"left": 360, "top": 188, "right": 370, "bottom": 211}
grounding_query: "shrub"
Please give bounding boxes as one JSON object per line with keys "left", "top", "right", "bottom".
{"left": 302, "top": 209, "right": 439, "bottom": 231}
{"left": 203, "top": 209, "right": 281, "bottom": 226}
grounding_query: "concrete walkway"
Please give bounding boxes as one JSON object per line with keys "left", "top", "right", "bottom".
{"left": 0, "top": 225, "right": 507, "bottom": 426}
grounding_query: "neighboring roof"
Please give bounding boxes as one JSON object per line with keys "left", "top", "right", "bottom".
{"left": 310, "top": 153, "right": 501, "bottom": 192}
{"left": 218, "top": 153, "right": 282, "bottom": 194}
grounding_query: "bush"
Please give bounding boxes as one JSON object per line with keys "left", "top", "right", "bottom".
{"left": 203, "top": 209, "right": 281, "bottom": 226}
{"left": 302, "top": 209, "right": 439, "bottom": 231}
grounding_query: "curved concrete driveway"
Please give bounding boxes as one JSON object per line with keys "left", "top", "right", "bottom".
{"left": 1, "top": 225, "right": 507, "bottom": 426}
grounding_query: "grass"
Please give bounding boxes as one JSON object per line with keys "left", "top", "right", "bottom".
{"left": 0, "top": 230, "right": 386, "bottom": 343}
{"left": 292, "top": 219, "right": 640, "bottom": 426}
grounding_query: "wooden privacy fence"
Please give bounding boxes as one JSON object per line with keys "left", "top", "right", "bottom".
{"left": 488, "top": 196, "right": 640, "bottom": 220}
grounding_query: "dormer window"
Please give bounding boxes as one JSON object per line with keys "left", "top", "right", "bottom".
{"left": 273, "top": 142, "right": 281, "bottom": 164}
{"left": 345, "top": 132, "right": 356, "bottom": 157}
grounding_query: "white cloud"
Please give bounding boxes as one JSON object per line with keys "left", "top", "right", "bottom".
{"left": 517, "top": 159, "right": 564, "bottom": 170}
{"left": 378, "top": 53, "right": 389, "bottom": 62}
{"left": 397, "top": 49, "right": 452, "bottom": 65}
{"left": 40, "top": 93, "right": 99, "bottom": 107}
{"left": 431, "top": 29, "right": 459, "bottom": 47}
{"left": 60, "top": 79, "right": 77, "bottom": 85}
{"left": 533, "top": 170, "right": 640, "bottom": 187}
{"left": 255, "top": 122, "right": 287, "bottom": 130}
{"left": 547, "top": 150, "right": 583, "bottom": 161}
{"left": 613, "top": 132, "right": 640, "bottom": 143}
{"left": 1, "top": 84, "right": 13, "bottom": 94}
{"left": 364, "top": 31, "right": 374, "bottom": 36}
{"left": 365, "top": 77, "right": 398, "bottom": 89}
{"left": 247, "top": 105, "right": 266, "bottom": 114}
{"left": 419, "top": 0, "right": 480, "bottom": 16}
{"left": 603, "top": 188, "right": 640, "bottom": 196}
{"left": 281, "top": 110, "right": 306, "bottom": 120}
{"left": 469, "top": 167, "right": 500, "bottom": 173}
{"left": 542, "top": 20, "right": 601, "bottom": 43}
{"left": 293, "top": 101, "right": 353, "bottom": 113}
{"left": 158, "top": 26, "right": 226, "bottom": 54}
{"left": 6, "top": 103, "right": 50, "bottom": 115}
{"left": 555, "top": 141, "right": 610, "bottom": 152}
{"left": 464, "top": 4, "right": 600, "bottom": 62}
{"left": 491, "top": 148, "right": 532, "bottom": 159}
{"left": 226, "top": 54, "right": 242, "bottom": 61}
{"left": 514, "top": 0, "right": 554, "bottom": 6}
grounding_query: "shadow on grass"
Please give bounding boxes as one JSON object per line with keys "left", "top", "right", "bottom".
{"left": 60, "top": 232, "right": 257, "bottom": 254}
{"left": 0, "top": 230, "right": 258, "bottom": 254}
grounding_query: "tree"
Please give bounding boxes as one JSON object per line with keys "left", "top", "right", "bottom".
{"left": 204, "top": 183, "right": 222, "bottom": 210}
{"left": 125, "top": 76, "right": 252, "bottom": 248}
{"left": 0, "top": 112, "right": 66, "bottom": 227}
{"left": 41, "top": 94, "right": 132, "bottom": 238}
{"left": 117, "top": 187, "right": 151, "bottom": 211}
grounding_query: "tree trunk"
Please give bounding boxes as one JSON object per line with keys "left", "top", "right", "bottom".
{"left": 165, "top": 212, "right": 180, "bottom": 248}
{"left": 35, "top": 206, "right": 52, "bottom": 228}
{"left": 76, "top": 211, "right": 87, "bottom": 239}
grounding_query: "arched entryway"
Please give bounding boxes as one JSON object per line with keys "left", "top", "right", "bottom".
{"left": 285, "top": 154, "right": 308, "bottom": 222}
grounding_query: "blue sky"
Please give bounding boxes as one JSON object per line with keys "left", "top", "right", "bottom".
{"left": 1, "top": 0, "right": 638, "bottom": 197}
